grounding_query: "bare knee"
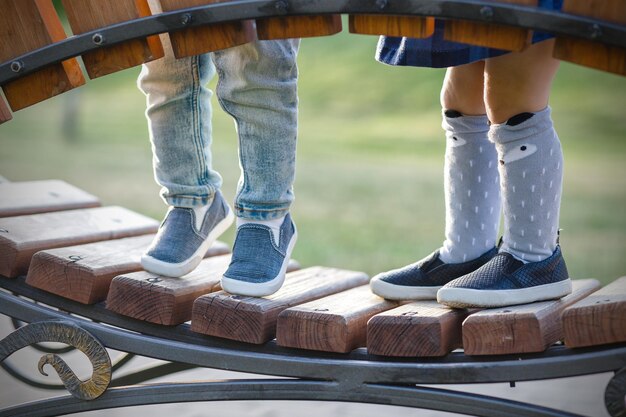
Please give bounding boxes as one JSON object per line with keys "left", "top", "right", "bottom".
{"left": 440, "top": 61, "right": 486, "bottom": 115}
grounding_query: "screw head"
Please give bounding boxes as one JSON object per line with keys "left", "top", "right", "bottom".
{"left": 589, "top": 23, "right": 602, "bottom": 39}
{"left": 181, "top": 13, "right": 192, "bottom": 26}
{"left": 480, "top": 6, "right": 494, "bottom": 20}
{"left": 375, "top": 0, "right": 389, "bottom": 10}
{"left": 10, "top": 61, "right": 23, "bottom": 73}
{"left": 92, "top": 33, "right": 105, "bottom": 45}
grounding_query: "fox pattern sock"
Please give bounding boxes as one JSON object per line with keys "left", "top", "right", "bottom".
{"left": 439, "top": 112, "right": 501, "bottom": 264}
{"left": 490, "top": 107, "right": 563, "bottom": 263}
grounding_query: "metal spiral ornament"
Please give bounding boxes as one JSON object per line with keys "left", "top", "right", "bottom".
{"left": 0, "top": 320, "right": 111, "bottom": 400}
{"left": 606, "top": 367, "right": 626, "bottom": 417}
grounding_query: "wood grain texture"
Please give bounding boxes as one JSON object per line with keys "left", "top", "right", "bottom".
{"left": 159, "top": 0, "right": 256, "bottom": 57}
{"left": 0, "top": 0, "right": 85, "bottom": 111}
{"left": 554, "top": 0, "right": 626, "bottom": 75}
{"left": 367, "top": 301, "right": 470, "bottom": 357}
{"left": 191, "top": 267, "right": 370, "bottom": 344}
{"left": 0, "top": 96, "right": 11, "bottom": 124}
{"left": 349, "top": 15, "right": 435, "bottom": 38}
{"left": 276, "top": 285, "right": 398, "bottom": 353}
{"left": 462, "top": 279, "right": 601, "bottom": 355}
{"left": 0, "top": 180, "right": 100, "bottom": 218}
{"left": 563, "top": 276, "right": 626, "bottom": 348}
{"left": 106, "top": 254, "right": 231, "bottom": 325}
{"left": 26, "top": 235, "right": 229, "bottom": 304}
{"left": 0, "top": 206, "right": 158, "bottom": 278}
{"left": 61, "top": 0, "right": 164, "bottom": 79}
{"left": 256, "top": 15, "right": 342, "bottom": 40}
{"left": 443, "top": 0, "right": 536, "bottom": 51}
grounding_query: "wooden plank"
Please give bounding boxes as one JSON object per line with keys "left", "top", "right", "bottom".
{"left": 0, "top": 95, "right": 12, "bottom": 124}
{"left": 0, "top": 206, "right": 158, "bottom": 278}
{"left": 61, "top": 0, "right": 164, "bottom": 79}
{"left": 443, "top": 0, "right": 536, "bottom": 51}
{"left": 256, "top": 15, "right": 342, "bottom": 40}
{"left": 0, "top": 0, "right": 85, "bottom": 111}
{"left": 563, "top": 277, "right": 626, "bottom": 348}
{"left": 462, "top": 279, "right": 601, "bottom": 355}
{"left": 158, "top": 0, "right": 256, "bottom": 58}
{"left": 26, "top": 235, "right": 229, "bottom": 304}
{"left": 0, "top": 180, "right": 100, "bottom": 218}
{"left": 276, "top": 285, "right": 398, "bottom": 353}
{"left": 554, "top": 0, "right": 626, "bottom": 76}
{"left": 191, "top": 267, "right": 370, "bottom": 343}
{"left": 367, "top": 301, "right": 470, "bottom": 357}
{"left": 107, "top": 256, "right": 299, "bottom": 325}
{"left": 349, "top": 15, "right": 435, "bottom": 38}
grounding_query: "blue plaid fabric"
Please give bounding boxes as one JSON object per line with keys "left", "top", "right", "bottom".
{"left": 376, "top": 0, "right": 563, "bottom": 68}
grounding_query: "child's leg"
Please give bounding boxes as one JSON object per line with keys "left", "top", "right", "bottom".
{"left": 438, "top": 40, "right": 572, "bottom": 308}
{"left": 370, "top": 61, "right": 500, "bottom": 301}
{"left": 213, "top": 40, "right": 300, "bottom": 297}
{"left": 137, "top": 41, "right": 234, "bottom": 277}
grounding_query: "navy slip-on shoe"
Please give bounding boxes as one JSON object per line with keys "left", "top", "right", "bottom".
{"left": 437, "top": 245, "right": 572, "bottom": 308}
{"left": 370, "top": 247, "right": 498, "bottom": 300}
{"left": 221, "top": 213, "right": 297, "bottom": 297}
{"left": 141, "top": 190, "right": 234, "bottom": 277}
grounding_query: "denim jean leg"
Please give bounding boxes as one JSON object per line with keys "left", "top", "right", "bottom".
{"left": 137, "top": 45, "right": 223, "bottom": 208}
{"left": 213, "top": 40, "right": 300, "bottom": 221}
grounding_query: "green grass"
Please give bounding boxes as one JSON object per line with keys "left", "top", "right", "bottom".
{"left": 1, "top": 30, "right": 625, "bottom": 285}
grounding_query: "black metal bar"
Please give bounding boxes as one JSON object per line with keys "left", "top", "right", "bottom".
{"left": 0, "top": 379, "right": 587, "bottom": 417}
{"left": 109, "top": 361, "right": 197, "bottom": 387}
{"left": 1, "top": 0, "right": 625, "bottom": 85}
{"left": 1, "top": 282, "right": 625, "bottom": 386}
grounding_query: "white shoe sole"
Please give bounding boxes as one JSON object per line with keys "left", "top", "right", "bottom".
{"left": 437, "top": 279, "right": 573, "bottom": 308}
{"left": 141, "top": 208, "right": 235, "bottom": 278}
{"left": 369, "top": 277, "right": 440, "bottom": 300}
{"left": 221, "top": 226, "right": 298, "bottom": 297}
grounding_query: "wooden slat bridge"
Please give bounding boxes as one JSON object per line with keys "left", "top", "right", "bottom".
{"left": 0, "top": 1, "right": 625, "bottom": 416}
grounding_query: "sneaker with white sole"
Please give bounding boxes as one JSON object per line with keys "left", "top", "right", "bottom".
{"left": 370, "top": 247, "right": 498, "bottom": 300}
{"left": 221, "top": 213, "right": 297, "bottom": 297}
{"left": 141, "top": 191, "right": 234, "bottom": 277}
{"left": 437, "top": 245, "right": 571, "bottom": 308}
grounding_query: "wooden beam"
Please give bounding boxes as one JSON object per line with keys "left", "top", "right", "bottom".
{"left": 0, "top": 0, "right": 85, "bottom": 111}
{"left": 158, "top": 0, "right": 256, "bottom": 58}
{"left": 107, "top": 254, "right": 229, "bottom": 325}
{"left": 26, "top": 235, "right": 229, "bottom": 304}
{"left": 462, "top": 279, "right": 601, "bottom": 355}
{"left": 0, "top": 206, "right": 158, "bottom": 278}
{"left": 563, "top": 277, "right": 626, "bottom": 348}
{"left": 256, "top": 15, "right": 342, "bottom": 40}
{"left": 349, "top": 15, "right": 435, "bottom": 38}
{"left": 61, "top": 0, "right": 164, "bottom": 79}
{"left": 367, "top": 301, "right": 470, "bottom": 357}
{"left": 444, "top": 0, "right": 536, "bottom": 51}
{"left": 276, "top": 285, "right": 398, "bottom": 353}
{"left": 191, "top": 267, "right": 369, "bottom": 344}
{"left": 0, "top": 95, "right": 12, "bottom": 124}
{"left": 0, "top": 180, "right": 100, "bottom": 218}
{"left": 554, "top": 0, "right": 626, "bottom": 76}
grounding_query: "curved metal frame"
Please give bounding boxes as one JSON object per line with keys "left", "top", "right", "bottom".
{"left": 1, "top": 0, "right": 625, "bottom": 85}
{"left": 1, "top": 277, "right": 625, "bottom": 417}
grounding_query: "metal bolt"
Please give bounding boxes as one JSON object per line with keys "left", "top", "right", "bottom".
{"left": 92, "top": 33, "right": 105, "bottom": 45}
{"left": 0, "top": 228, "right": 8, "bottom": 233}
{"left": 376, "top": 0, "right": 388, "bottom": 10}
{"left": 275, "top": 0, "right": 288, "bottom": 12}
{"left": 68, "top": 255, "right": 83, "bottom": 262}
{"left": 10, "top": 61, "right": 23, "bottom": 73}
{"left": 181, "top": 13, "right": 193, "bottom": 26}
{"left": 480, "top": 6, "right": 494, "bottom": 20}
{"left": 147, "top": 277, "right": 162, "bottom": 283}
{"left": 589, "top": 23, "right": 602, "bottom": 39}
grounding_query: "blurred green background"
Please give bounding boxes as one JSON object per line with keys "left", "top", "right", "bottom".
{"left": 1, "top": 25, "right": 625, "bottom": 286}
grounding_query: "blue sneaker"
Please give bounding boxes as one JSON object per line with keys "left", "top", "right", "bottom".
{"left": 221, "top": 213, "right": 297, "bottom": 297}
{"left": 370, "top": 247, "right": 498, "bottom": 300}
{"left": 141, "top": 191, "right": 234, "bottom": 277}
{"left": 437, "top": 245, "right": 572, "bottom": 308}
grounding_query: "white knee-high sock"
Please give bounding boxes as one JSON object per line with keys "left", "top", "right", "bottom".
{"left": 490, "top": 107, "right": 563, "bottom": 263}
{"left": 439, "top": 112, "right": 501, "bottom": 264}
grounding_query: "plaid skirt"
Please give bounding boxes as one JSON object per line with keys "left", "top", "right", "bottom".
{"left": 376, "top": 0, "right": 563, "bottom": 68}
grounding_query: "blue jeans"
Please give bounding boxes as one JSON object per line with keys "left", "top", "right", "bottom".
{"left": 138, "top": 39, "right": 300, "bottom": 221}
